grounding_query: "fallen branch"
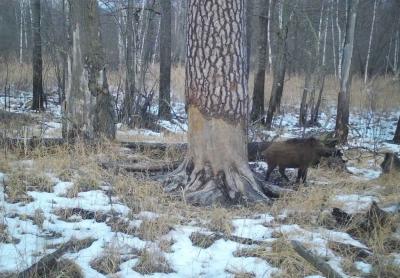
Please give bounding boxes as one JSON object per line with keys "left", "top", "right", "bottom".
{"left": 291, "top": 240, "right": 344, "bottom": 278}
{"left": 17, "top": 237, "right": 95, "bottom": 278}
{"left": 119, "top": 141, "right": 187, "bottom": 151}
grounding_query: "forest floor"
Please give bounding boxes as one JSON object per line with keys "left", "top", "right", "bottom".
{"left": 0, "top": 90, "right": 400, "bottom": 277}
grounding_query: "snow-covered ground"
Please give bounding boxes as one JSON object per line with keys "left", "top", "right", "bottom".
{"left": 1, "top": 170, "right": 386, "bottom": 277}
{"left": 1, "top": 92, "right": 400, "bottom": 277}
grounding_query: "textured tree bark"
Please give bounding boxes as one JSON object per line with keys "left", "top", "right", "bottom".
{"left": 251, "top": 0, "right": 269, "bottom": 122}
{"left": 31, "top": 0, "right": 45, "bottom": 111}
{"left": 245, "top": 0, "right": 253, "bottom": 77}
{"left": 164, "top": 0, "right": 269, "bottom": 206}
{"left": 394, "top": 117, "right": 400, "bottom": 144}
{"left": 159, "top": 0, "right": 172, "bottom": 120}
{"left": 335, "top": 0, "right": 359, "bottom": 143}
{"left": 64, "top": 0, "right": 116, "bottom": 140}
{"left": 122, "top": 0, "right": 136, "bottom": 126}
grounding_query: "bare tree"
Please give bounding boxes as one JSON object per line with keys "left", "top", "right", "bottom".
{"left": 335, "top": 0, "right": 359, "bottom": 143}
{"left": 31, "top": 0, "right": 44, "bottom": 111}
{"left": 265, "top": 0, "right": 289, "bottom": 129}
{"left": 64, "top": 0, "right": 116, "bottom": 140}
{"left": 159, "top": 0, "right": 172, "bottom": 120}
{"left": 364, "top": 0, "right": 378, "bottom": 84}
{"left": 165, "top": 0, "right": 269, "bottom": 206}
{"left": 122, "top": 0, "right": 136, "bottom": 126}
{"left": 251, "top": 0, "right": 269, "bottom": 122}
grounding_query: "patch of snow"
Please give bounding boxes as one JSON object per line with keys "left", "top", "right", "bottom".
{"left": 354, "top": 261, "right": 372, "bottom": 274}
{"left": 53, "top": 182, "right": 74, "bottom": 196}
{"left": 158, "top": 119, "right": 187, "bottom": 133}
{"left": 393, "top": 253, "right": 400, "bottom": 265}
{"left": 383, "top": 203, "right": 400, "bottom": 213}
{"left": 347, "top": 166, "right": 381, "bottom": 180}
{"left": 381, "top": 142, "right": 400, "bottom": 154}
{"left": 119, "top": 128, "right": 162, "bottom": 137}
{"left": 167, "top": 226, "right": 278, "bottom": 277}
{"left": 137, "top": 211, "right": 159, "bottom": 220}
{"left": 232, "top": 215, "right": 274, "bottom": 241}
{"left": 333, "top": 194, "right": 379, "bottom": 214}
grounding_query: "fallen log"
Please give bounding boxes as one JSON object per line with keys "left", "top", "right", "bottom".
{"left": 17, "top": 237, "right": 95, "bottom": 278}
{"left": 100, "top": 160, "right": 182, "bottom": 172}
{"left": 332, "top": 201, "right": 392, "bottom": 238}
{"left": 291, "top": 240, "right": 344, "bottom": 278}
{"left": 1, "top": 136, "right": 65, "bottom": 150}
{"left": 190, "top": 231, "right": 267, "bottom": 248}
{"left": 328, "top": 240, "right": 371, "bottom": 259}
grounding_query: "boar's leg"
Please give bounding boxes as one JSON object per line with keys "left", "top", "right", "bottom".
{"left": 265, "top": 163, "right": 276, "bottom": 181}
{"left": 296, "top": 169, "right": 302, "bottom": 182}
{"left": 279, "top": 167, "right": 289, "bottom": 181}
{"left": 297, "top": 168, "right": 308, "bottom": 183}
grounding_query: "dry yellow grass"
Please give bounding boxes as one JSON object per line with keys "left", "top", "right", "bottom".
{"left": 235, "top": 237, "right": 318, "bottom": 278}
{"left": 170, "top": 64, "right": 400, "bottom": 112}
{"left": 137, "top": 216, "right": 175, "bottom": 241}
{"left": 90, "top": 243, "right": 123, "bottom": 275}
{"left": 133, "top": 247, "right": 174, "bottom": 275}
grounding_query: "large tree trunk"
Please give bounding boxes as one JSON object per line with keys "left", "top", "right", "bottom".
{"left": 164, "top": 0, "right": 269, "bottom": 206}
{"left": 31, "top": 0, "right": 44, "bottom": 111}
{"left": 335, "top": 0, "right": 359, "bottom": 143}
{"left": 64, "top": 0, "right": 116, "bottom": 141}
{"left": 394, "top": 117, "right": 400, "bottom": 144}
{"left": 158, "top": 0, "right": 172, "bottom": 120}
{"left": 245, "top": 0, "right": 253, "bottom": 76}
{"left": 122, "top": 0, "right": 136, "bottom": 126}
{"left": 250, "top": 0, "right": 269, "bottom": 122}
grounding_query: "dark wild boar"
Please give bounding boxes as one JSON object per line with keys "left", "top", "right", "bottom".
{"left": 262, "top": 137, "right": 334, "bottom": 182}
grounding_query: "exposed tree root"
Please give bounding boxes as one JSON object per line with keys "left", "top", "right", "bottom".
{"left": 164, "top": 158, "right": 291, "bottom": 206}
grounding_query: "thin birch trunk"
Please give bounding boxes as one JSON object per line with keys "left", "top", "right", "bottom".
{"left": 19, "top": 0, "right": 24, "bottom": 64}
{"left": 394, "top": 30, "right": 399, "bottom": 74}
{"left": 364, "top": 0, "right": 378, "bottom": 84}
{"left": 267, "top": 0, "right": 273, "bottom": 72}
{"left": 159, "top": 0, "right": 172, "bottom": 120}
{"left": 331, "top": 0, "right": 337, "bottom": 78}
{"left": 336, "top": 0, "right": 342, "bottom": 78}
{"left": 335, "top": 0, "right": 359, "bottom": 143}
